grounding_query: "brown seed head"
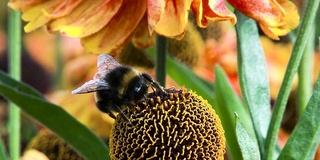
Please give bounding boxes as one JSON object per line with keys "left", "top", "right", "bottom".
{"left": 26, "top": 130, "right": 83, "bottom": 160}
{"left": 110, "top": 87, "right": 226, "bottom": 159}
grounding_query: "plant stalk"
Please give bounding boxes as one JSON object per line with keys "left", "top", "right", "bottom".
{"left": 155, "top": 35, "right": 167, "bottom": 86}
{"left": 8, "top": 8, "right": 22, "bottom": 160}
{"left": 264, "top": 0, "right": 320, "bottom": 159}
{"left": 297, "top": 26, "right": 314, "bottom": 116}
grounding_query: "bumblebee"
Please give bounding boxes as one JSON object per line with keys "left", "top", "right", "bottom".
{"left": 72, "top": 54, "right": 163, "bottom": 121}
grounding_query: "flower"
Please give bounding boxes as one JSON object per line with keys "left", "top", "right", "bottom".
{"left": 8, "top": 0, "right": 299, "bottom": 53}
{"left": 227, "top": 0, "right": 300, "bottom": 40}
{"left": 110, "top": 87, "right": 226, "bottom": 159}
{"left": 8, "top": 0, "right": 236, "bottom": 54}
{"left": 21, "top": 149, "right": 50, "bottom": 160}
{"left": 26, "top": 129, "right": 83, "bottom": 160}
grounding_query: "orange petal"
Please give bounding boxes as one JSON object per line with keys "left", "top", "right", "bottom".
{"left": 147, "top": 0, "right": 165, "bottom": 35}
{"left": 278, "top": 0, "right": 299, "bottom": 30}
{"left": 154, "top": 0, "right": 193, "bottom": 39}
{"left": 81, "top": 0, "right": 146, "bottom": 54}
{"left": 227, "top": 0, "right": 285, "bottom": 27}
{"left": 48, "top": 0, "right": 122, "bottom": 38}
{"left": 21, "top": 0, "right": 55, "bottom": 32}
{"left": 258, "top": 0, "right": 299, "bottom": 40}
{"left": 132, "top": 15, "right": 155, "bottom": 50}
{"left": 191, "top": 0, "right": 236, "bottom": 28}
{"left": 42, "top": 0, "right": 82, "bottom": 18}
{"left": 8, "top": 0, "right": 44, "bottom": 11}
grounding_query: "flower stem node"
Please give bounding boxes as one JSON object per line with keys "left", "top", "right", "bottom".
{"left": 110, "top": 87, "right": 226, "bottom": 160}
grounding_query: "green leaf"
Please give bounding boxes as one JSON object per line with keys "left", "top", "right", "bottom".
{"left": 166, "top": 55, "right": 213, "bottom": 96}
{"left": 0, "top": 137, "right": 7, "bottom": 160}
{"left": 214, "top": 66, "right": 253, "bottom": 160}
{"left": 278, "top": 74, "right": 320, "bottom": 160}
{"left": 264, "top": 0, "right": 320, "bottom": 159}
{"left": 0, "top": 72, "right": 110, "bottom": 160}
{"left": 147, "top": 51, "right": 213, "bottom": 98}
{"left": 0, "top": 71, "right": 42, "bottom": 98}
{"left": 235, "top": 113, "right": 260, "bottom": 160}
{"left": 235, "top": 11, "right": 271, "bottom": 156}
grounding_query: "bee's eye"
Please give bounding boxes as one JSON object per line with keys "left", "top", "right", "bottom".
{"left": 134, "top": 83, "right": 143, "bottom": 93}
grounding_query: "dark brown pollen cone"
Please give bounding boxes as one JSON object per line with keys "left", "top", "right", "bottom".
{"left": 110, "top": 87, "right": 226, "bottom": 160}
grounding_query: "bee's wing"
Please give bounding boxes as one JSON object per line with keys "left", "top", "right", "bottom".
{"left": 94, "top": 54, "right": 122, "bottom": 79}
{"left": 71, "top": 79, "right": 110, "bottom": 94}
{"left": 72, "top": 54, "right": 119, "bottom": 94}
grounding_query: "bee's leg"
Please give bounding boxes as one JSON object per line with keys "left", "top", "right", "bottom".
{"left": 113, "top": 104, "right": 130, "bottom": 122}
{"left": 107, "top": 111, "right": 117, "bottom": 119}
{"left": 96, "top": 101, "right": 117, "bottom": 119}
{"left": 143, "top": 95, "right": 148, "bottom": 101}
{"left": 151, "top": 82, "right": 165, "bottom": 92}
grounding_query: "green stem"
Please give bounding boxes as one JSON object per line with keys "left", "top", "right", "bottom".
{"left": 297, "top": 26, "right": 314, "bottom": 116}
{"left": 8, "top": 8, "right": 21, "bottom": 160}
{"left": 155, "top": 35, "right": 167, "bottom": 86}
{"left": 54, "top": 34, "right": 63, "bottom": 89}
{"left": 264, "top": 0, "right": 320, "bottom": 159}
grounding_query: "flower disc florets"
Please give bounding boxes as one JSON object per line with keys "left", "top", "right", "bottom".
{"left": 110, "top": 87, "right": 226, "bottom": 159}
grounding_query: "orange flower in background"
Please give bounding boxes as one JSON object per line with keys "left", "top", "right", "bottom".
{"left": 9, "top": 0, "right": 299, "bottom": 53}
{"left": 8, "top": 0, "right": 236, "bottom": 54}
{"left": 227, "top": 0, "right": 300, "bottom": 40}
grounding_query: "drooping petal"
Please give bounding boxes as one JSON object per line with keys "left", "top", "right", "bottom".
{"left": 192, "top": 0, "right": 236, "bottom": 28}
{"left": 227, "top": 0, "right": 299, "bottom": 40}
{"left": 48, "top": 0, "right": 122, "bottom": 38}
{"left": 132, "top": 15, "right": 155, "bottom": 50}
{"left": 8, "top": 0, "right": 45, "bottom": 11}
{"left": 260, "top": 0, "right": 299, "bottom": 39}
{"left": 154, "top": 0, "right": 193, "bottom": 39}
{"left": 147, "top": 0, "right": 166, "bottom": 35}
{"left": 227, "top": 0, "right": 285, "bottom": 27}
{"left": 81, "top": 0, "right": 146, "bottom": 54}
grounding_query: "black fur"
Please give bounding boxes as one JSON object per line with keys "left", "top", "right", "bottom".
{"left": 95, "top": 66, "right": 149, "bottom": 120}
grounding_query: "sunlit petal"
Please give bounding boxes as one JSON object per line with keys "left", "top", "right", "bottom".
{"left": 81, "top": 0, "right": 146, "bottom": 54}
{"left": 48, "top": 0, "right": 122, "bottom": 37}
{"left": 154, "top": 0, "right": 193, "bottom": 39}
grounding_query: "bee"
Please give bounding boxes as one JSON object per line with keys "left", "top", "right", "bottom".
{"left": 72, "top": 54, "right": 163, "bottom": 121}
